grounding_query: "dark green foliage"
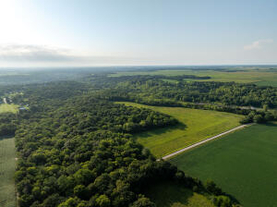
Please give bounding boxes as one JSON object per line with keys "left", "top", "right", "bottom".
{"left": 205, "top": 180, "right": 222, "bottom": 196}
{"left": 212, "top": 195, "right": 232, "bottom": 207}
{"left": 130, "top": 196, "right": 156, "bottom": 207}
{"left": 253, "top": 114, "right": 264, "bottom": 123}
{"left": 0, "top": 113, "right": 17, "bottom": 136}
{"left": 240, "top": 110, "right": 275, "bottom": 124}
{"left": 14, "top": 86, "right": 182, "bottom": 207}
{"left": 95, "top": 195, "right": 111, "bottom": 207}
{"left": 9, "top": 76, "right": 240, "bottom": 207}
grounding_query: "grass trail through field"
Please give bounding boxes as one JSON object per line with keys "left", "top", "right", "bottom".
{"left": 116, "top": 102, "right": 242, "bottom": 158}
{"left": 162, "top": 124, "right": 250, "bottom": 160}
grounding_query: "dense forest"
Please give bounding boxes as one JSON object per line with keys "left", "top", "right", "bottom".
{"left": 15, "top": 96, "right": 178, "bottom": 207}
{"left": 0, "top": 77, "right": 242, "bottom": 207}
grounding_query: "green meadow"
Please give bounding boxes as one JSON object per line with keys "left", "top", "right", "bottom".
{"left": 170, "top": 123, "right": 277, "bottom": 207}
{"left": 0, "top": 103, "right": 19, "bottom": 206}
{"left": 116, "top": 102, "right": 242, "bottom": 158}
{"left": 0, "top": 137, "right": 17, "bottom": 207}
{"left": 0, "top": 104, "right": 19, "bottom": 114}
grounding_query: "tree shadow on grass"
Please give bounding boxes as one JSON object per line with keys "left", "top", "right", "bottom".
{"left": 136, "top": 123, "right": 187, "bottom": 140}
{"left": 142, "top": 181, "right": 193, "bottom": 207}
{"left": 0, "top": 135, "right": 14, "bottom": 141}
{"left": 264, "top": 122, "right": 277, "bottom": 127}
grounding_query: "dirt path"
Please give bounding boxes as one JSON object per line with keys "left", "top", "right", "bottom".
{"left": 161, "top": 124, "right": 252, "bottom": 160}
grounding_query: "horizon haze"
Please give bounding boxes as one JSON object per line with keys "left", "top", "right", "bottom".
{"left": 0, "top": 0, "right": 276, "bottom": 67}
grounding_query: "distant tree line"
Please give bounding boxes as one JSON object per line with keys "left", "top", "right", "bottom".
{"left": 95, "top": 75, "right": 277, "bottom": 123}
{"left": 100, "top": 76, "right": 277, "bottom": 108}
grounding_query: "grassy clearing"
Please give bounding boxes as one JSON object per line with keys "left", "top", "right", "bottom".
{"left": 0, "top": 137, "right": 17, "bottom": 207}
{"left": 109, "top": 68, "right": 277, "bottom": 86}
{"left": 0, "top": 104, "right": 19, "bottom": 114}
{"left": 170, "top": 123, "right": 277, "bottom": 207}
{"left": 116, "top": 102, "right": 242, "bottom": 158}
{"left": 143, "top": 181, "right": 214, "bottom": 207}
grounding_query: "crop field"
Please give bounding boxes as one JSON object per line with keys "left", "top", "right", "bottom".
{"left": 109, "top": 68, "right": 277, "bottom": 86}
{"left": 170, "top": 123, "right": 277, "bottom": 207}
{"left": 116, "top": 102, "right": 242, "bottom": 158}
{"left": 143, "top": 181, "right": 214, "bottom": 207}
{"left": 0, "top": 104, "right": 19, "bottom": 114}
{"left": 0, "top": 137, "right": 17, "bottom": 207}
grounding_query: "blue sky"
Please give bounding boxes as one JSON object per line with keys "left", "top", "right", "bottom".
{"left": 0, "top": 0, "right": 276, "bottom": 67}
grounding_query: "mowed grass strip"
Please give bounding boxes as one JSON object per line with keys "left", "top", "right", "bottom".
{"left": 0, "top": 137, "right": 17, "bottom": 207}
{"left": 0, "top": 104, "right": 19, "bottom": 114}
{"left": 116, "top": 102, "right": 242, "bottom": 158}
{"left": 143, "top": 181, "right": 214, "bottom": 207}
{"left": 170, "top": 123, "right": 277, "bottom": 207}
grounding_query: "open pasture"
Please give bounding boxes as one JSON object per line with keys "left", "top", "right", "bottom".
{"left": 0, "top": 104, "right": 19, "bottom": 114}
{"left": 0, "top": 137, "right": 17, "bottom": 207}
{"left": 170, "top": 123, "right": 277, "bottom": 207}
{"left": 117, "top": 102, "right": 242, "bottom": 158}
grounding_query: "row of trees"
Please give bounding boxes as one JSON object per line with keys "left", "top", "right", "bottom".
{"left": 240, "top": 110, "right": 277, "bottom": 124}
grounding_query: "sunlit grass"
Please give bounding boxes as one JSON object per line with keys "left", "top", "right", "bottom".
{"left": 116, "top": 102, "right": 242, "bottom": 158}
{"left": 0, "top": 104, "right": 19, "bottom": 114}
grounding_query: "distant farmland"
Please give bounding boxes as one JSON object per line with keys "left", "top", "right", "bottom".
{"left": 109, "top": 68, "right": 277, "bottom": 87}
{"left": 171, "top": 123, "right": 277, "bottom": 207}
{"left": 0, "top": 137, "right": 17, "bottom": 207}
{"left": 116, "top": 102, "right": 242, "bottom": 158}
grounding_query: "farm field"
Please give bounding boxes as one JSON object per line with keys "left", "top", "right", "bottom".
{"left": 0, "top": 104, "right": 19, "bottom": 114}
{"left": 109, "top": 68, "right": 277, "bottom": 86}
{"left": 0, "top": 137, "right": 17, "bottom": 207}
{"left": 143, "top": 181, "right": 215, "bottom": 207}
{"left": 116, "top": 102, "right": 242, "bottom": 158}
{"left": 170, "top": 123, "right": 277, "bottom": 207}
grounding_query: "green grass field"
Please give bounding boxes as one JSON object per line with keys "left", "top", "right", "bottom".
{"left": 170, "top": 123, "right": 277, "bottom": 207}
{"left": 109, "top": 68, "right": 277, "bottom": 86}
{"left": 0, "top": 137, "right": 17, "bottom": 207}
{"left": 143, "top": 181, "right": 214, "bottom": 207}
{"left": 116, "top": 102, "right": 242, "bottom": 158}
{"left": 0, "top": 104, "right": 19, "bottom": 114}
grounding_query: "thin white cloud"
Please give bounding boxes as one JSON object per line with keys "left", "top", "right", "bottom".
{"left": 0, "top": 44, "right": 148, "bottom": 66}
{"left": 0, "top": 44, "right": 80, "bottom": 62}
{"left": 244, "top": 39, "right": 273, "bottom": 50}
